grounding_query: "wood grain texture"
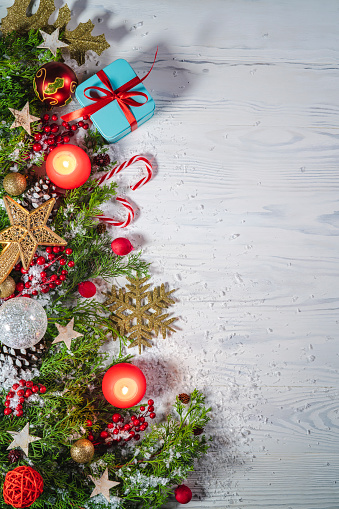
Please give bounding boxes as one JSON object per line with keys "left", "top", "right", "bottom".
{"left": 1, "top": 0, "right": 339, "bottom": 507}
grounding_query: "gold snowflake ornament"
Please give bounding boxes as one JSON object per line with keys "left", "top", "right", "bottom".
{"left": 0, "top": 196, "right": 66, "bottom": 284}
{"left": 105, "top": 275, "right": 178, "bottom": 354}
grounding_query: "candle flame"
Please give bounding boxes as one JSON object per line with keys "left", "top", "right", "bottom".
{"left": 63, "top": 161, "right": 70, "bottom": 168}
{"left": 122, "top": 386, "right": 129, "bottom": 395}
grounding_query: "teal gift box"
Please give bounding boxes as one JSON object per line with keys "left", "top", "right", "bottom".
{"left": 74, "top": 59, "right": 155, "bottom": 143}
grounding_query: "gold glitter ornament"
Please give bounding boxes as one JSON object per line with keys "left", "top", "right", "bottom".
{"left": 0, "top": 276, "right": 16, "bottom": 299}
{"left": 70, "top": 438, "right": 94, "bottom": 463}
{"left": 105, "top": 274, "right": 178, "bottom": 354}
{"left": 1, "top": 0, "right": 55, "bottom": 35}
{"left": 3, "top": 173, "right": 27, "bottom": 196}
{"left": 0, "top": 196, "right": 67, "bottom": 284}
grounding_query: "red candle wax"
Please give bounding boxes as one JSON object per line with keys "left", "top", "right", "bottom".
{"left": 46, "top": 144, "right": 91, "bottom": 189}
{"left": 102, "top": 363, "right": 146, "bottom": 409}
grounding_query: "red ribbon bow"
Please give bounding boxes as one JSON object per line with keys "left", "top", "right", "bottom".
{"left": 61, "top": 48, "right": 158, "bottom": 130}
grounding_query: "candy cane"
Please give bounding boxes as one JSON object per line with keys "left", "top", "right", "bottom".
{"left": 94, "top": 155, "right": 152, "bottom": 190}
{"left": 96, "top": 196, "right": 134, "bottom": 228}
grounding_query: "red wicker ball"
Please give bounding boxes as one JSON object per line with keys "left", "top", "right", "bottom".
{"left": 3, "top": 466, "right": 43, "bottom": 508}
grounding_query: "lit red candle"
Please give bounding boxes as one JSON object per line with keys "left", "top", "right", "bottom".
{"left": 46, "top": 144, "right": 91, "bottom": 189}
{"left": 102, "top": 363, "right": 146, "bottom": 408}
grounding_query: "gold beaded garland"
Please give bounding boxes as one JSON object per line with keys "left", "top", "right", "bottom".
{"left": 0, "top": 276, "right": 16, "bottom": 299}
{"left": 70, "top": 438, "right": 94, "bottom": 463}
{"left": 3, "top": 173, "right": 27, "bottom": 196}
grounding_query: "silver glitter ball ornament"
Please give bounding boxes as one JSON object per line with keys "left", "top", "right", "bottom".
{"left": 0, "top": 297, "right": 47, "bottom": 349}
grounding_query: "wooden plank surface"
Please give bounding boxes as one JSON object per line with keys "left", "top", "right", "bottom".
{"left": 1, "top": 0, "right": 339, "bottom": 507}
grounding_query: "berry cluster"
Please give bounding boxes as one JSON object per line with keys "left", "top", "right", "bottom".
{"left": 5, "top": 247, "right": 74, "bottom": 300}
{"left": 87, "top": 399, "right": 156, "bottom": 446}
{"left": 31, "top": 113, "right": 90, "bottom": 159}
{"left": 4, "top": 379, "right": 46, "bottom": 417}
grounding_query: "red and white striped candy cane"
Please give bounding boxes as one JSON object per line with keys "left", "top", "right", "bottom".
{"left": 96, "top": 196, "right": 134, "bottom": 228}
{"left": 94, "top": 155, "right": 152, "bottom": 191}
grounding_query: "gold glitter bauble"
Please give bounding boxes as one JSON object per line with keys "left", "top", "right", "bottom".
{"left": 3, "top": 173, "right": 27, "bottom": 196}
{"left": 70, "top": 438, "right": 94, "bottom": 463}
{"left": 0, "top": 276, "right": 16, "bottom": 299}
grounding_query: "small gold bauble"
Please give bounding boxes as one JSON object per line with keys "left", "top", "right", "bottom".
{"left": 70, "top": 438, "right": 94, "bottom": 463}
{"left": 3, "top": 173, "right": 27, "bottom": 196}
{"left": 0, "top": 276, "right": 16, "bottom": 299}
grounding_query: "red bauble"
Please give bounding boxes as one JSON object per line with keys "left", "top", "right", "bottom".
{"left": 111, "top": 238, "right": 134, "bottom": 256}
{"left": 3, "top": 466, "right": 43, "bottom": 508}
{"left": 78, "top": 281, "right": 97, "bottom": 298}
{"left": 175, "top": 485, "right": 192, "bottom": 504}
{"left": 33, "top": 62, "right": 78, "bottom": 107}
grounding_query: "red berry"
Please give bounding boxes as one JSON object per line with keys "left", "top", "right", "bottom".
{"left": 134, "top": 419, "right": 140, "bottom": 426}
{"left": 61, "top": 269, "right": 68, "bottom": 275}
{"left": 16, "top": 282, "right": 24, "bottom": 292}
{"left": 52, "top": 126, "right": 59, "bottom": 134}
{"left": 19, "top": 397, "right": 25, "bottom": 404}
{"left": 37, "top": 256, "right": 46, "bottom": 266}
{"left": 148, "top": 405, "right": 154, "bottom": 412}
{"left": 48, "top": 146, "right": 55, "bottom": 153}
{"left": 134, "top": 434, "right": 140, "bottom": 441}
{"left": 59, "top": 258, "right": 66, "bottom": 266}
{"left": 78, "top": 121, "right": 84, "bottom": 128}
{"left": 28, "top": 275, "right": 34, "bottom": 281}
{"left": 148, "top": 399, "right": 154, "bottom": 406}
{"left": 112, "top": 413, "right": 121, "bottom": 423}
{"left": 33, "top": 143, "right": 42, "bottom": 152}
{"left": 100, "top": 431, "right": 109, "bottom": 439}
{"left": 140, "top": 406, "right": 145, "bottom": 411}
{"left": 59, "top": 275, "right": 66, "bottom": 281}
{"left": 40, "top": 271, "right": 47, "bottom": 278}
{"left": 107, "top": 423, "right": 114, "bottom": 429}
{"left": 21, "top": 268, "right": 28, "bottom": 274}
{"left": 44, "top": 125, "right": 51, "bottom": 133}
{"left": 46, "top": 247, "right": 53, "bottom": 254}
{"left": 71, "top": 124, "right": 77, "bottom": 131}
{"left": 21, "top": 294, "right": 31, "bottom": 298}
{"left": 68, "top": 260, "right": 75, "bottom": 268}
{"left": 62, "top": 121, "right": 68, "bottom": 127}
{"left": 113, "top": 428, "right": 119, "bottom": 435}
{"left": 4, "top": 401, "right": 10, "bottom": 407}
{"left": 88, "top": 434, "right": 94, "bottom": 441}
{"left": 14, "top": 263, "right": 21, "bottom": 271}
{"left": 50, "top": 274, "right": 57, "bottom": 281}
{"left": 25, "top": 389, "right": 32, "bottom": 398}
{"left": 143, "top": 422, "right": 149, "bottom": 428}
{"left": 26, "top": 381, "right": 33, "bottom": 387}
{"left": 32, "top": 290, "right": 38, "bottom": 296}
{"left": 4, "top": 408, "right": 12, "bottom": 415}
{"left": 53, "top": 246, "right": 60, "bottom": 254}
{"left": 16, "top": 404, "right": 22, "bottom": 411}
{"left": 129, "top": 430, "right": 135, "bottom": 437}
{"left": 123, "top": 424, "right": 131, "bottom": 431}
{"left": 12, "top": 383, "right": 19, "bottom": 390}
{"left": 83, "top": 115, "right": 89, "bottom": 120}
{"left": 19, "top": 380, "right": 26, "bottom": 387}
{"left": 47, "top": 138, "right": 55, "bottom": 145}
{"left": 83, "top": 123, "right": 89, "bottom": 130}
{"left": 139, "top": 416, "right": 145, "bottom": 423}
{"left": 149, "top": 412, "right": 156, "bottom": 419}
{"left": 111, "top": 238, "right": 134, "bottom": 256}
{"left": 55, "top": 279, "right": 62, "bottom": 286}
{"left": 32, "top": 386, "right": 39, "bottom": 393}
{"left": 135, "top": 426, "right": 140, "bottom": 432}
{"left": 49, "top": 283, "right": 56, "bottom": 289}
{"left": 51, "top": 114, "right": 58, "bottom": 121}
{"left": 41, "top": 287, "right": 49, "bottom": 293}
{"left": 39, "top": 386, "right": 46, "bottom": 394}
{"left": 63, "top": 135, "right": 70, "bottom": 143}
{"left": 78, "top": 281, "right": 96, "bottom": 298}
{"left": 16, "top": 410, "right": 23, "bottom": 417}
{"left": 34, "top": 133, "right": 42, "bottom": 141}
{"left": 24, "top": 282, "right": 31, "bottom": 289}
{"left": 43, "top": 114, "right": 49, "bottom": 121}
{"left": 131, "top": 415, "right": 136, "bottom": 421}
{"left": 124, "top": 436, "right": 132, "bottom": 442}
{"left": 65, "top": 248, "right": 73, "bottom": 255}
{"left": 86, "top": 419, "right": 93, "bottom": 427}
{"left": 7, "top": 392, "right": 15, "bottom": 398}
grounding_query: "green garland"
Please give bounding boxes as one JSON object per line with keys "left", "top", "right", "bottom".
{"left": 0, "top": 10, "right": 211, "bottom": 509}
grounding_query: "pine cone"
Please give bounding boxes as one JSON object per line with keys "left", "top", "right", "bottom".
{"left": 178, "top": 393, "right": 190, "bottom": 404}
{"left": 19, "top": 177, "right": 58, "bottom": 218}
{"left": 193, "top": 427, "right": 204, "bottom": 436}
{"left": 8, "top": 449, "right": 22, "bottom": 464}
{"left": 0, "top": 341, "right": 46, "bottom": 384}
{"left": 96, "top": 223, "right": 107, "bottom": 234}
{"left": 93, "top": 153, "right": 110, "bottom": 167}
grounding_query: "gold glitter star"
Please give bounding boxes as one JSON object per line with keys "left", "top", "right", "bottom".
{"left": 37, "top": 28, "right": 69, "bottom": 57}
{"left": 52, "top": 318, "right": 83, "bottom": 349}
{"left": 8, "top": 102, "right": 40, "bottom": 135}
{"left": 90, "top": 468, "right": 120, "bottom": 502}
{"left": 7, "top": 423, "right": 41, "bottom": 456}
{"left": 0, "top": 196, "right": 67, "bottom": 284}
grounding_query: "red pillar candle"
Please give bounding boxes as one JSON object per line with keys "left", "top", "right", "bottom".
{"left": 46, "top": 144, "right": 91, "bottom": 189}
{"left": 102, "top": 363, "right": 146, "bottom": 408}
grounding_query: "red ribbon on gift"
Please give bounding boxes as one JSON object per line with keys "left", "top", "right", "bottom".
{"left": 61, "top": 48, "right": 158, "bottom": 130}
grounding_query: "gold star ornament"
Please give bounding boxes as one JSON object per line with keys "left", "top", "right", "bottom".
{"left": 52, "top": 318, "right": 83, "bottom": 349}
{"left": 7, "top": 423, "right": 41, "bottom": 456}
{"left": 0, "top": 196, "right": 67, "bottom": 284}
{"left": 8, "top": 102, "right": 40, "bottom": 135}
{"left": 90, "top": 468, "right": 120, "bottom": 502}
{"left": 37, "top": 28, "right": 69, "bottom": 57}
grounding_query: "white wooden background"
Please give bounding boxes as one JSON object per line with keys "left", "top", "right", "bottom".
{"left": 2, "top": 0, "right": 339, "bottom": 507}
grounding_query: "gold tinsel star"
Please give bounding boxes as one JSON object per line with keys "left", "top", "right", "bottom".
{"left": 7, "top": 423, "right": 41, "bottom": 456}
{"left": 37, "top": 28, "right": 69, "bottom": 57}
{"left": 0, "top": 196, "right": 67, "bottom": 284}
{"left": 90, "top": 468, "right": 120, "bottom": 503}
{"left": 8, "top": 102, "right": 40, "bottom": 135}
{"left": 52, "top": 318, "right": 83, "bottom": 349}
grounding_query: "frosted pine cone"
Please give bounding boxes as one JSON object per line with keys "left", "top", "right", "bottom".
{"left": 178, "top": 393, "right": 190, "bottom": 404}
{"left": 93, "top": 153, "right": 110, "bottom": 167}
{"left": 19, "top": 176, "right": 58, "bottom": 216}
{"left": 8, "top": 449, "right": 22, "bottom": 463}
